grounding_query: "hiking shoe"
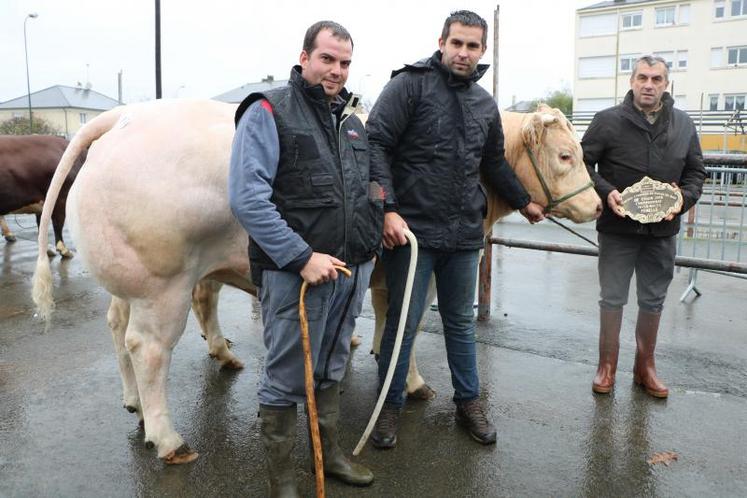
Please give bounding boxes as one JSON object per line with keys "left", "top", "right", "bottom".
{"left": 455, "top": 399, "right": 497, "bottom": 445}
{"left": 371, "top": 405, "right": 400, "bottom": 449}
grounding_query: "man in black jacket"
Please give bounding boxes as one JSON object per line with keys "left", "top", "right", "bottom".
{"left": 582, "top": 55, "right": 705, "bottom": 399}
{"left": 366, "top": 10, "right": 544, "bottom": 449}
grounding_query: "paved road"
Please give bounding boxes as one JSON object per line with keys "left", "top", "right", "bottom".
{"left": 1, "top": 215, "right": 746, "bottom": 497}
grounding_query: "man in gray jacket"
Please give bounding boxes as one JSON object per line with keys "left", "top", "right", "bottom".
{"left": 582, "top": 55, "right": 705, "bottom": 399}
{"left": 229, "top": 20, "right": 381, "bottom": 496}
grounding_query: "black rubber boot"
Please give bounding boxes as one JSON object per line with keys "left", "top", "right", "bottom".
{"left": 260, "top": 404, "right": 300, "bottom": 498}
{"left": 311, "top": 384, "right": 374, "bottom": 487}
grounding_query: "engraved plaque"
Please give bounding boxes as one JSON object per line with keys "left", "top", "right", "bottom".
{"left": 619, "top": 176, "right": 683, "bottom": 224}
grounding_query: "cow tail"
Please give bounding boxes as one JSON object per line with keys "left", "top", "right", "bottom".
{"left": 32, "top": 106, "right": 126, "bottom": 323}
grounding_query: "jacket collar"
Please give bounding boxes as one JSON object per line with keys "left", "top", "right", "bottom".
{"left": 429, "top": 51, "right": 489, "bottom": 87}
{"left": 392, "top": 51, "right": 489, "bottom": 87}
{"left": 289, "top": 65, "right": 353, "bottom": 116}
{"left": 621, "top": 89, "right": 673, "bottom": 133}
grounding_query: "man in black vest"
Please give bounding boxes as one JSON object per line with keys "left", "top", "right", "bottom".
{"left": 366, "top": 10, "right": 545, "bottom": 449}
{"left": 229, "top": 21, "right": 381, "bottom": 496}
{"left": 582, "top": 55, "right": 705, "bottom": 398}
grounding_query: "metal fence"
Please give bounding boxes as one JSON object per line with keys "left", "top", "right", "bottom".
{"left": 477, "top": 154, "right": 747, "bottom": 320}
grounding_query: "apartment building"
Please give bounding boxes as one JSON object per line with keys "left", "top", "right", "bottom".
{"left": 574, "top": 0, "right": 746, "bottom": 113}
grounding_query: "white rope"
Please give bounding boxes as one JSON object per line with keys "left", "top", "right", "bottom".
{"left": 353, "top": 229, "right": 418, "bottom": 456}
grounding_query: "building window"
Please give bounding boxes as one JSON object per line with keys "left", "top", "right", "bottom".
{"left": 715, "top": 0, "right": 726, "bottom": 17}
{"left": 656, "top": 6, "right": 676, "bottom": 25}
{"left": 679, "top": 4, "right": 691, "bottom": 23}
{"left": 677, "top": 50, "right": 688, "bottom": 69}
{"left": 709, "top": 94, "right": 719, "bottom": 110}
{"left": 621, "top": 11, "right": 643, "bottom": 29}
{"left": 79, "top": 113, "right": 87, "bottom": 124}
{"left": 619, "top": 54, "right": 640, "bottom": 72}
{"left": 579, "top": 13, "right": 617, "bottom": 37}
{"left": 725, "top": 94, "right": 746, "bottom": 110}
{"left": 711, "top": 47, "right": 723, "bottom": 67}
{"left": 578, "top": 56, "right": 616, "bottom": 78}
{"left": 654, "top": 51, "right": 675, "bottom": 69}
{"left": 731, "top": 0, "right": 747, "bottom": 16}
{"left": 727, "top": 46, "right": 747, "bottom": 65}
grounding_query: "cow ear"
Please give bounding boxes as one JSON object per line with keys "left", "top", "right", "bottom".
{"left": 522, "top": 114, "right": 546, "bottom": 148}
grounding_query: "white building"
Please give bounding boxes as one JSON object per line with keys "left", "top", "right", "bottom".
{"left": 574, "top": 0, "right": 747, "bottom": 114}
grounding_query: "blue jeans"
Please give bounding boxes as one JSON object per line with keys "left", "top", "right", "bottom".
{"left": 377, "top": 246, "right": 480, "bottom": 408}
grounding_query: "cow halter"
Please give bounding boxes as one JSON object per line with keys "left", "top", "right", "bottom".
{"left": 525, "top": 145, "right": 595, "bottom": 214}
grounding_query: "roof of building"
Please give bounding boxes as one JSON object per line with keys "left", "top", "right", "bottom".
{"left": 504, "top": 100, "right": 536, "bottom": 112}
{"left": 213, "top": 77, "right": 289, "bottom": 103}
{"left": 579, "top": 0, "right": 656, "bottom": 12}
{"left": 0, "top": 84, "right": 120, "bottom": 110}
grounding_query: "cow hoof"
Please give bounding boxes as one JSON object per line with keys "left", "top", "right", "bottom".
{"left": 60, "top": 250, "right": 74, "bottom": 259}
{"left": 3, "top": 235, "right": 16, "bottom": 243}
{"left": 350, "top": 335, "right": 362, "bottom": 347}
{"left": 145, "top": 440, "right": 154, "bottom": 449}
{"left": 221, "top": 358, "right": 245, "bottom": 370}
{"left": 125, "top": 405, "right": 138, "bottom": 413}
{"left": 407, "top": 384, "right": 436, "bottom": 401}
{"left": 163, "top": 444, "right": 199, "bottom": 465}
{"left": 46, "top": 248, "right": 56, "bottom": 258}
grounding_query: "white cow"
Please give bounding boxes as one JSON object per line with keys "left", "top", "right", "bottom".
{"left": 32, "top": 100, "right": 600, "bottom": 464}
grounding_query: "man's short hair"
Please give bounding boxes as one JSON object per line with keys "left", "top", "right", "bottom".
{"left": 441, "top": 10, "right": 488, "bottom": 48}
{"left": 302, "top": 20, "right": 353, "bottom": 54}
{"left": 631, "top": 55, "right": 669, "bottom": 82}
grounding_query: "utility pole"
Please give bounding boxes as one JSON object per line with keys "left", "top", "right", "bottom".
{"left": 23, "top": 13, "right": 39, "bottom": 132}
{"left": 492, "top": 5, "right": 500, "bottom": 104}
{"left": 155, "top": 0, "right": 162, "bottom": 99}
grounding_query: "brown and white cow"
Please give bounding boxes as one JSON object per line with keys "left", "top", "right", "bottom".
{"left": 0, "top": 135, "right": 85, "bottom": 257}
{"left": 32, "top": 100, "right": 600, "bottom": 464}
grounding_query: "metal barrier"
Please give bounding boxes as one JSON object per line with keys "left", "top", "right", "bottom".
{"left": 477, "top": 154, "right": 747, "bottom": 320}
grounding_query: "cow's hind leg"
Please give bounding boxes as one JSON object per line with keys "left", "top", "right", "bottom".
{"left": 107, "top": 296, "right": 143, "bottom": 423}
{"left": 125, "top": 287, "right": 198, "bottom": 464}
{"left": 1, "top": 216, "right": 16, "bottom": 242}
{"left": 50, "top": 204, "right": 73, "bottom": 258}
{"left": 191, "top": 279, "right": 244, "bottom": 369}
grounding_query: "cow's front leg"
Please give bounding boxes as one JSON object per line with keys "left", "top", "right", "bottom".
{"left": 107, "top": 296, "right": 142, "bottom": 423}
{"left": 126, "top": 291, "right": 197, "bottom": 464}
{"left": 191, "top": 279, "right": 244, "bottom": 369}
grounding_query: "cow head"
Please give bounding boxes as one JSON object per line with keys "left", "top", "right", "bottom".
{"left": 519, "top": 104, "right": 601, "bottom": 223}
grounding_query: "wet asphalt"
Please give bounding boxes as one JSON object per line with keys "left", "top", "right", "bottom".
{"left": 1, "top": 213, "right": 746, "bottom": 497}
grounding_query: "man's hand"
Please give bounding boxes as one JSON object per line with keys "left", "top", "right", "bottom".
{"left": 300, "top": 252, "right": 346, "bottom": 286}
{"left": 519, "top": 201, "right": 545, "bottom": 224}
{"left": 663, "top": 182, "right": 682, "bottom": 221}
{"left": 382, "top": 212, "right": 409, "bottom": 250}
{"left": 607, "top": 190, "right": 625, "bottom": 218}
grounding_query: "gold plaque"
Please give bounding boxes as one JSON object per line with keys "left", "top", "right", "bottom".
{"left": 619, "top": 176, "right": 683, "bottom": 224}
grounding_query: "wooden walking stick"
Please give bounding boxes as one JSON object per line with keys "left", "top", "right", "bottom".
{"left": 299, "top": 265, "right": 352, "bottom": 498}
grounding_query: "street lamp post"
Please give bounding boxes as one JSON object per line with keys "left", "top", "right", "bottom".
{"left": 24, "top": 12, "right": 39, "bottom": 133}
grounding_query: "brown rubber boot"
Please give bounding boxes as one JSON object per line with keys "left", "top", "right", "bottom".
{"left": 633, "top": 309, "right": 669, "bottom": 398}
{"left": 592, "top": 307, "right": 623, "bottom": 394}
{"left": 310, "top": 384, "right": 374, "bottom": 487}
{"left": 260, "top": 404, "right": 300, "bottom": 498}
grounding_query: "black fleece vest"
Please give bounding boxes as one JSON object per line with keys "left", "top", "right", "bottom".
{"left": 235, "top": 75, "right": 382, "bottom": 282}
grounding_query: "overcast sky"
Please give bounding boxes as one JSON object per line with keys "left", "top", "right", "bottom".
{"left": 1, "top": 0, "right": 595, "bottom": 109}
